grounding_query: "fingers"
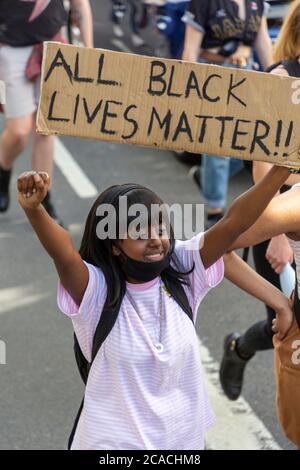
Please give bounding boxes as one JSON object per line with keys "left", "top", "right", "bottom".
{"left": 17, "top": 171, "right": 49, "bottom": 198}
{"left": 272, "top": 318, "right": 284, "bottom": 340}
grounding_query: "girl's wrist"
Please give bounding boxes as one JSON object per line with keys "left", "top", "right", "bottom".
{"left": 23, "top": 203, "right": 44, "bottom": 215}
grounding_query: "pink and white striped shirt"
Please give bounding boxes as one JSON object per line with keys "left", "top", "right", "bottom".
{"left": 57, "top": 233, "right": 224, "bottom": 450}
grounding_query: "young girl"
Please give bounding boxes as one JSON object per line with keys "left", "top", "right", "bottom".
{"left": 17, "top": 165, "right": 292, "bottom": 450}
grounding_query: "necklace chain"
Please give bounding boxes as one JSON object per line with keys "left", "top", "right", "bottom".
{"left": 126, "top": 283, "right": 164, "bottom": 352}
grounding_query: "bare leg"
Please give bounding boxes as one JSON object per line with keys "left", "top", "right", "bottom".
{"left": 0, "top": 115, "right": 32, "bottom": 170}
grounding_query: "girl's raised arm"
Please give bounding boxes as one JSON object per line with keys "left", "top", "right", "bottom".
{"left": 200, "top": 165, "right": 290, "bottom": 269}
{"left": 17, "top": 171, "right": 88, "bottom": 306}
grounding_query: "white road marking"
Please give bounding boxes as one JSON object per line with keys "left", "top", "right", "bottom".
{"left": 200, "top": 340, "right": 281, "bottom": 450}
{"left": 54, "top": 138, "right": 98, "bottom": 199}
{"left": 0, "top": 286, "right": 49, "bottom": 315}
{"left": 111, "top": 38, "right": 133, "bottom": 54}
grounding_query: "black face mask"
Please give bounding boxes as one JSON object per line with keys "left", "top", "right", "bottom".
{"left": 118, "top": 248, "right": 172, "bottom": 282}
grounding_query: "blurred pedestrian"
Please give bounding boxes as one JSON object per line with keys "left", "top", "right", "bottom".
{"left": 111, "top": 0, "right": 146, "bottom": 47}
{"left": 0, "top": 0, "right": 93, "bottom": 224}
{"left": 182, "top": 0, "right": 273, "bottom": 228}
{"left": 156, "top": 0, "right": 190, "bottom": 59}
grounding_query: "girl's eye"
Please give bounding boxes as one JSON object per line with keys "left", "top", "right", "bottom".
{"left": 159, "top": 227, "right": 168, "bottom": 236}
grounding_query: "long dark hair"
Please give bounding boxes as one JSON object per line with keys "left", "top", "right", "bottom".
{"left": 79, "top": 183, "right": 194, "bottom": 309}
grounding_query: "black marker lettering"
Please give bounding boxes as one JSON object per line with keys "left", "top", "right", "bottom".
{"left": 227, "top": 74, "right": 247, "bottom": 107}
{"left": 215, "top": 116, "right": 234, "bottom": 147}
{"left": 74, "top": 53, "right": 93, "bottom": 83}
{"left": 147, "top": 107, "right": 172, "bottom": 139}
{"left": 122, "top": 105, "right": 139, "bottom": 139}
{"left": 195, "top": 115, "right": 214, "bottom": 143}
{"left": 73, "top": 94, "right": 80, "bottom": 124}
{"left": 47, "top": 91, "right": 70, "bottom": 122}
{"left": 167, "top": 65, "right": 182, "bottom": 97}
{"left": 83, "top": 98, "right": 103, "bottom": 124}
{"left": 101, "top": 100, "right": 122, "bottom": 135}
{"left": 45, "top": 48, "right": 73, "bottom": 84}
{"left": 97, "top": 54, "right": 120, "bottom": 86}
{"left": 231, "top": 118, "right": 250, "bottom": 151}
{"left": 203, "top": 74, "right": 221, "bottom": 102}
{"left": 285, "top": 121, "right": 294, "bottom": 147}
{"left": 250, "top": 120, "right": 271, "bottom": 156}
{"left": 172, "top": 112, "right": 193, "bottom": 142}
{"left": 275, "top": 120, "right": 283, "bottom": 147}
{"left": 185, "top": 71, "right": 202, "bottom": 99}
{"left": 147, "top": 61, "right": 167, "bottom": 96}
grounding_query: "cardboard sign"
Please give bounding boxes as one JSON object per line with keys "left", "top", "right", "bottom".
{"left": 37, "top": 42, "right": 300, "bottom": 168}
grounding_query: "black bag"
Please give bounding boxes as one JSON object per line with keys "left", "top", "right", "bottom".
{"left": 68, "top": 274, "right": 194, "bottom": 449}
{"left": 267, "top": 59, "right": 300, "bottom": 78}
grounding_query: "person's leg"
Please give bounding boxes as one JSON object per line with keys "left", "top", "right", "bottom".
{"left": 236, "top": 240, "right": 279, "bottom": 356}
{"left": 31, "top": 88, "right": 63, "bottom": 225}
{"left": 229, "top": 157, "right": 244, "bottom": 178}
{"left": 0, "top": 115, "right": 33, "bottom": 211}
{"left": 168, "top": 4, "right": 186, "bottom": 59}
{"left": 220, "top": 240, "right": 278, "bottom": 400}
{"left": 0, "top": 115, "right": 32, "bottom": 170}
{"left": 111, "top": 0, "right": 125, "bottom": 37}
{"left": 0, "top": 45, "right": 36, "bottom": 211}
{"left": 129, "top": 0, "right": 145, "bottom": 46}
{"left": 201, "top": 154, "right": 230, "bottom": 227}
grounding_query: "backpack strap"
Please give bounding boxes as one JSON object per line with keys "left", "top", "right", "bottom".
{"left": 68, "top": 291, "right": 124, "bottom": 448}
{"left": 265, "top": 61, "right": 282, "bottom": 74}
{"left": 282, "top": 59, "right": 300, "bottom": 78}
{"left": 267, "top": 59, "right": 300, "bottom": 78}
{"left": 69, "top": 273, "right": 193, "bottom": 449}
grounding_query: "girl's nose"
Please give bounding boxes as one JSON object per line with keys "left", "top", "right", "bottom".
{"left": 148, "top": 227, "right": 162, "bottom": 245}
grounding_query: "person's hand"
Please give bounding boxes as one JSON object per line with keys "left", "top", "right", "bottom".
{"left": 228, "top": 45, "right": 251, "bottom": 67}
{"left": 265, "top": 234, "right": 294, "bottom": 274}
{"left": 17, "top": 171, "right": 50, "bottom": 210}
{"left": 272, "top": 293, "right": 294, "bottom": 340}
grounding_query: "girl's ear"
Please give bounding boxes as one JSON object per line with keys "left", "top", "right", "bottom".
{"left": 112, "top": 244, "right": 121, "bottom": 256}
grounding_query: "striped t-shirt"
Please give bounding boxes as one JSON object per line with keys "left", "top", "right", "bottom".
{"left": 57, "top": 233, "right": 224, "bottom": 450}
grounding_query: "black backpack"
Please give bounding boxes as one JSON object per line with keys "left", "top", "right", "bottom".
{"left": 68, "top": 274, "right": 194, "bottom": 449}
{"left": 267, "top": 58, "right": 300, "bottom": 77}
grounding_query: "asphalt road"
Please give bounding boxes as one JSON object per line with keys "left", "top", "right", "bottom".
{"left": 0, "top": 0, "right": 294, "bottom": 450}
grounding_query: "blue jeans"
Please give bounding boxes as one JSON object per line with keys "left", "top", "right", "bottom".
{"left": 201, "top": 156, "right": 244, "bottom": 209}
{"left": 199, "top": 59, "right": 252, "bottom": 209}
{"left": 158, "top": 2, "right": 189, "bottom": 59}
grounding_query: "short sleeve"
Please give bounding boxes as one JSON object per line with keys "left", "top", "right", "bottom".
{"left": 173, "top": 233, "right": 224, "bottom": 318}
{"left": 57, "top": 261, "right": 107, "bottom": 361}
{"left": 182, "top": 0, "right": 209, "bottom": 33}
{"left": 263, "top": 1, "right": 270, "bottom": 17}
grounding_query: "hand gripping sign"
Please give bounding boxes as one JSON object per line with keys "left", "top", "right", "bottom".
{"left": 37, "top": 42, "right": 300, "bottom": 168}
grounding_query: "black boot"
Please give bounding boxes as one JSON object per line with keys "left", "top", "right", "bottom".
{"left": 219, "top": 332, "right": 254, "bottom": 400}
{"left": 0, "top": 166, "right": 12, "bottom": 212}
{"left": 42, "top": 191, "right": 64, "bottom": 227}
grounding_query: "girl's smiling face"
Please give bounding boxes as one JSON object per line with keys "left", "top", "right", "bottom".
{"left": 112, "top": 224, "right": 171, "bottom": 263}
